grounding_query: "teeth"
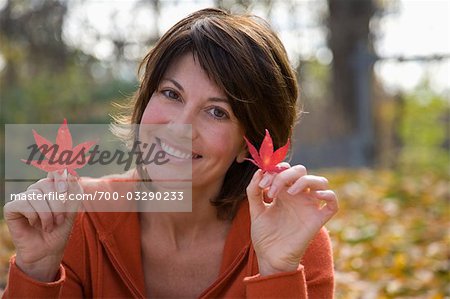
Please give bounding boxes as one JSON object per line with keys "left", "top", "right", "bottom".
{"left": 160, "top": 140, "right": 193, "bottom": 159}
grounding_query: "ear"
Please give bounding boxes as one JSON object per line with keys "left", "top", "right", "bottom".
{"left": 236, "top": 144, "right": 248, "bottom": 163}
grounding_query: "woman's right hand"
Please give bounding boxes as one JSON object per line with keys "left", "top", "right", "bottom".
{"left": 3, "top": 170, "right": 83, "bottom": 282}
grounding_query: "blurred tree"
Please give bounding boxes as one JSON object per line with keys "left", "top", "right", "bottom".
{"left": 327, "top": 0, "right": 376, "bottom": 135}
{"left": 0, "top": 0, "right": 139, "bottom": 124}
{"left": 0, "top": 0, "right": 137, "bottom": 215}
{"left": 0, "top": 0, "right": 68, "bottom": 84}
{"left": 292, "top": 0, "right": 382, "bottom": 168}
{"left": 292, "top": 0, "right": 380, "bottom": 168}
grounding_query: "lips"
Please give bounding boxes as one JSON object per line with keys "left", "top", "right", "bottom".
{"left": 157, "top": 138, "right": 201, "bottom": 160}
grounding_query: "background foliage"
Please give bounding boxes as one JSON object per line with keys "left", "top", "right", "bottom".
{"left": 0, "top": 0, "right": 449, "bottom": 298}
{"left": 329, "top": 169, "right": 449, "bottom": 298}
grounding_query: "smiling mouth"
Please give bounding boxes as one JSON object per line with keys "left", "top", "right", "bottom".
{"left": 157, "top": 138, "right": 202, "bottom": 160}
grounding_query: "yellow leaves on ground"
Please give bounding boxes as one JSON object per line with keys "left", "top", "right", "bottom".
{"left": 0, "top": 220, "right": 14, "bottom": 292}
{"left": 0, "top": 169, "right": 448, "bottom": 298}
{"left": 324, "top": 169, "right": 449, "bottom": 298}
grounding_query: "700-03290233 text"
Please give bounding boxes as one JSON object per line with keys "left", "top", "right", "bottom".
{"left": 10, "top": 191, "right": 184, "bottom": 201}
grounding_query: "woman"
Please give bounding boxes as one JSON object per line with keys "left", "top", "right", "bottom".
{"left": 3, "top": 8, "right": 338, "bottom": 298}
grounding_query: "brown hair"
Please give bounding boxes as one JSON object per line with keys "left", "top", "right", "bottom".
{"left": 118, "top": 8, "right": 299, "bottom": 219}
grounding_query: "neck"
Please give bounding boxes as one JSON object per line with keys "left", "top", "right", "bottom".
{"left": 139, "top": 181, "right": 230, "bottom": 250}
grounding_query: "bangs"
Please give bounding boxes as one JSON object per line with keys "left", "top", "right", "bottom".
{"left": 189, "top": 17, "right": 259, "bottom": 105}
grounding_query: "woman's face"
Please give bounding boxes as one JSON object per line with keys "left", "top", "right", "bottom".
{"left": 140, "top": 52, "right": 247, "bottom": 190}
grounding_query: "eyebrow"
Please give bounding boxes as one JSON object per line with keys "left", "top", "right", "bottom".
{"left": 162, "top": 78, "right": 229, "bottom": 103}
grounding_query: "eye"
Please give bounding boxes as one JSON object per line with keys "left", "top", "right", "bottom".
{"left": 161, "top": 89, "right": 180, "bottom": 101}
{"left": 206, "top": 107, "right": 230, "bottom": 120}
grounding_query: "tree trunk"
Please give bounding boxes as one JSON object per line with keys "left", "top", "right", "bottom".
{"left": 327, "top": 0, "right": 376, "bottom": 135}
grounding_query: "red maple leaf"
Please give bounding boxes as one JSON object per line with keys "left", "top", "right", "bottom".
{"left": 244, "top": 129, "right": 290, "bottom": 173}
{"left": 22, "top": 119, "right": 96, "bottom": 176}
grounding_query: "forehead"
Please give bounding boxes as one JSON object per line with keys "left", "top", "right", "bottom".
{"left": 162, "top": 52, "right": 226, "bottom": 97}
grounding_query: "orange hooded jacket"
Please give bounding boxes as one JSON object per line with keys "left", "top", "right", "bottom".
{"left": 3, "top": 181, "right": 334, "bottom": 298}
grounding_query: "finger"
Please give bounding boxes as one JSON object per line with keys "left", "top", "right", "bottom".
{"left": 67, "top": 174, "right": 83, "bottom": 195}
{"left": 26, "top": 178, "right": 47, "bottom": 191}
{"left": 258, "top": 172, "right": 274, "bottom": 189}
{"left": 51, "top": 169, "right": 68, "bottom": 194}
{"left": 276, "top": 162, "right": 291, "bottom": 171}
{"left": 267, "top": 165, "right": 307, "bottom": 198}
{"left": 311, "top": 190, "right": 339, "bottom": 221}
{"left": 25, "top": 189, "right": 55, "bottom": 233}
{"left": 246, "top": 169, "right": 265, "bottom": 218}
{"left": 286, "top": 175, "right": 329, "bottom": 195}
{"left": 46, "top": 197, "right": 66, "bottom": 225}
{"left": 50, "top": 170, "right": 69, "bottom": 223}
{"left": 66, "top": 174, "right": 83, "bottom": 216}
{"left": 259, "top": 161, "right": 292, "bottom": 189}
{"left": 37, "top": 178, "right": 67, "bottom": 226}
{"left": 23, "top": 181, "right": 49, "bottom": 229}
{"left": 4, "top": 199, "right": 40, "bottom": 229}
{"left": 33, "top": 177, "right": 66, "bottom": 222}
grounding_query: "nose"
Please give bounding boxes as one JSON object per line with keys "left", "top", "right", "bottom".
{"left": 167, "top": 106, "right": 197, "bottom": 141}
{"left": 167, "top": 122, "right": 193, "bottom": 141}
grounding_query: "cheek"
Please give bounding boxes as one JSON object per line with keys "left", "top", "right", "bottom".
{"left": 203, "top": 126, "right": 243, "bottom": 158}
{"left": 141, "top": 98, "right": 168, "bottom": 124}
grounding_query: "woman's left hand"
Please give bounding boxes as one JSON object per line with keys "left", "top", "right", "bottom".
{"left": 246, "top": 164, "right": 338, "bottom": 276}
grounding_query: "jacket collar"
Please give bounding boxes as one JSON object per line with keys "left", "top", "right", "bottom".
{"left": 86, "top": 198, "right": 252, "bottom": 298}
{"left": 88, "top": 211, "right": 146, "bottom": 297}
{"left": 219, "top": 201, "right": 251, "bottom": 272}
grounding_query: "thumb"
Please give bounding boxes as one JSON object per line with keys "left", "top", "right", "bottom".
{"left": 246, "top": 169, "right": 265, "bottom": 218}
{"left": 65, "top": 174, "right": 83, "bottom": 217}
{"left": 52, "top": 169, "right": 68, "bottom": 194}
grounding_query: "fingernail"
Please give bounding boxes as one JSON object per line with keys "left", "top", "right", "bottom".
{"left": 267, "top": 186, "right": 277, "bottom": 198}
{"left": 315, "top": 190, "right": 327, "bottom": 197}
{"left": 57, "top": 181, "right": 67, "bottom": 193}
{"left": 259, "top": 175, "right": 270, "bottom": 188}
{"left": 56, "top": 214, "right": 65, "bottom": 226}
